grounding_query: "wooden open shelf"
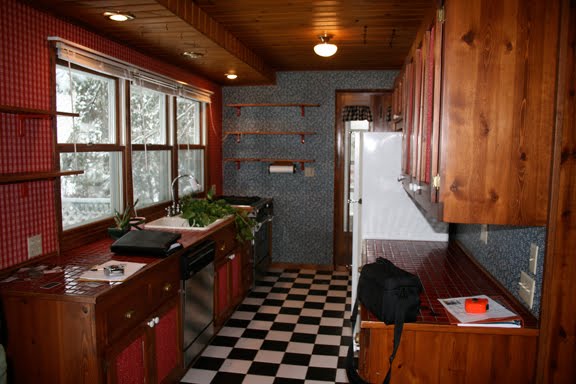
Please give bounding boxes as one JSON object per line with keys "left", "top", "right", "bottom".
{"left": 226, "top": 103, "right": 320, "bottom": 116}
{"left": 225, "top": 131, "right": 316, "bottom": 143}
{"left": 0, "top": 105, "right": 79, "bottom": 118}
{"left": 0, "top": 170, "right": 84, "bottom": 184}
{"left": 224, "top": 158, "right": 315, "bottom": 170}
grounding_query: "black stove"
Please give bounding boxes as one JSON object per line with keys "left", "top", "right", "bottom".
{"left": 218, "top": 195, "right": 273, "bottom": 284}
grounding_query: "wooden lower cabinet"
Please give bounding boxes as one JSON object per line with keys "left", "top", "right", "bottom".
{"left": 1, "top": 255, "right": 183, "bottom": 384}
{"left": 359, "top": 323, "right": 539, "bottom": 383}
{"left": 211, "top": 222, "right": 253, "bottom": 328}
{"left": 214, "top": 249, "right": 244, "bottom": 328}
{"left": 107, "top": 298, "right": 181, "bottom": 384}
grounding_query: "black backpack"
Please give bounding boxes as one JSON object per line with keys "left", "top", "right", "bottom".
{"left": 347, "top": 257, "right": 423, "bottom": 384}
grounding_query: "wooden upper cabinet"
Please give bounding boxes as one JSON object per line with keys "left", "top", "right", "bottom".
{"left": 401, "top": 0, "right": 560, "bottom": 225}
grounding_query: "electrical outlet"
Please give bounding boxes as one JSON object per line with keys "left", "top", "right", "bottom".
{"left": 480, "top": 224, "right": 488, "bottom": 244}
{"left": 304, "top": 167, "right": 315, "bottom": 177}
{"left": 518, "top": 271, "right": 535, "bottom": 309}
{"left": 27, "top": 234, "right": 42, "bottom": 258}
{"left": 529, "top": 243, "right": 539, "bottom": 274}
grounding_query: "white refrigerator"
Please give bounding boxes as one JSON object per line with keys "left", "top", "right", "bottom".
{"left": 350, "top": 132, "right": 448, "bottom": 305}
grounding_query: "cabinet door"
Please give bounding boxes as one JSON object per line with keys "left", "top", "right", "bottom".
{"left": 438, "top": 0, "right": 558, "bottom": 225}
{"left": 229, "top": 251, "right": 243, "bottom": 306}
{"left": 108, "top": 327, "right": 148, "bottom": 384}
{"left": 107, "top": 299, "right": 181, "bottom": 384}
{"left": 214, "top": 257, "right": 231, "bottom": 326}
{"left": 152, "top": 299, "right": 182, "bottom": 384}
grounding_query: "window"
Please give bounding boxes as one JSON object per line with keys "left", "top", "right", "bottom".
{"left": 176, "top": 97, "right": 205, "bottom": 196}
{"left": 130, "top": 84, "right": 171, "bottom": 207}
{"left": 56, "top": 64, "right": 122, "bottom": 229}
{"left": 53, "top": 40, "right": 212, "bottom": 233}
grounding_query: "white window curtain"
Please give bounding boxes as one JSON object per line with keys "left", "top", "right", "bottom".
{"left": 49, "top": 37, "right": 213, "bottom": 103}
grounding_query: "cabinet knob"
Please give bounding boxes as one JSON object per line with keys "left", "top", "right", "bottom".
{"left": 163, "top": 283, "right": 172, "bottom": 292}
{"left": 227, "top": 254, "right": 236, "bottom": 261}
{"left": 220, "top": 244, "right": 226, "bottom": 251}
{"left": 147, "top": 319, "right": 155, "bottom": 328}
{"left": 124, "top": 310, "right": 135, "bottom": 319}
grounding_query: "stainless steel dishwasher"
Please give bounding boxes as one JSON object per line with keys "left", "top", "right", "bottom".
{"left": 180, "top": 239, "right": 215, "bottom": 367}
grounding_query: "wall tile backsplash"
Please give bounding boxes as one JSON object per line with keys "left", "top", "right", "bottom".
{"left": 223, "top": 71, "right": 397, "bottom": 265}
{"left": 453, "top": 224, "right": 546, "bottom": 318}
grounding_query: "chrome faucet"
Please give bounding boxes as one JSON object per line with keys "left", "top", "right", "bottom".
{"left": 167, "top": 174, "right": 201, "bottom": 216}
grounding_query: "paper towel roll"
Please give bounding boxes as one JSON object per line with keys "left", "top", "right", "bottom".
{"left": 268, "top": 164, "right": 295, "bottom": 174}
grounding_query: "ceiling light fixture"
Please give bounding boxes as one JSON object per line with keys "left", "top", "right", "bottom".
{"left": 314, "top": 34, "right": 338, "bottom": 57}
{"left": 182, "top": 51, "right": 205, "bottom": 59}
{"left": 103, "top": 11, "right": 135, "bottom": 22}
{"left": 225, "top": 73, "right": 238, "bottom": 80}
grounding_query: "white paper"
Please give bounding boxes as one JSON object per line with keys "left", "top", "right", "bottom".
{"left": 438, "top": 295, "right": 520, "bottom": 324}
{"left": 78, "top": 260, "right": 146, "bottom": 282}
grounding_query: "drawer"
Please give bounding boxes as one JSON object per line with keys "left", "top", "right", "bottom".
{"left": 211, "top": 223, "right": 237, "bottom": 260}
{"left": 148, "top": 256, "right": 180, "bottom": 307}
{"left": 101, "top": 276, "right": 151, "bottom": 344}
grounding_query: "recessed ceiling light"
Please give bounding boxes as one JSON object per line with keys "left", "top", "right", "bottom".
{"left": 225, "top": 73, "right": 238, "bottom": 80}
{"left": 103, "top": 11, "right": 135, "bottom": 22}
{"left": 182, "top": 51, "right": 205, "bottom": 59}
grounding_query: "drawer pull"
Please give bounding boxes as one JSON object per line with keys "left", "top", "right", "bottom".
{"left": 219, "top": 244, "right": 226, "bottom": 251}
{"left": 227, "top": 254, "right": 236, "bottom": 261}
{"left": 163, "top": 283, "right": 172, "bottom": 292}
{"left": 124, "top": 310, "right": 135, "bottom": 320}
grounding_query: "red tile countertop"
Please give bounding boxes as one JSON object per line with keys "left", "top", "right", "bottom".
{"left": 0, "top": 217, "right": 234, "bottom": 300}
{"left": 363, "top": 240, "right": 538, "bottom": 328}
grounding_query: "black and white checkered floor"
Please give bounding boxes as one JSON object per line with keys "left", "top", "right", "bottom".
{"left": 180, "top": 268, "right": 352, "bottom": 384}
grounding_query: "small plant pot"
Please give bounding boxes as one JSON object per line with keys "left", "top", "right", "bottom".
{"left": 108, "top": 227, "right": 130, "bottom": 240}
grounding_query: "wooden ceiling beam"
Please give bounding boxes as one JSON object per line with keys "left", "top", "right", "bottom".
{"left": 155, "top": 0, "right": 276, "bottom": 82}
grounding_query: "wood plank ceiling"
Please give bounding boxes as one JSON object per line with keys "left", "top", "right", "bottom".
{"left": 25, "top": 0, "right": 437, "bottom": 85}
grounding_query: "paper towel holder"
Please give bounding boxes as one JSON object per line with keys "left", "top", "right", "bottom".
{"left": 268, "top": 161, "right": 296, "bottom": 174}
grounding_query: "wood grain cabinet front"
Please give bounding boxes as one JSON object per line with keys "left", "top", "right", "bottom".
{"left": 1, "top": 255, "right": 183, "bottom": 384}
{"left": 399, "top": 0, "right": 560, "bottom": 225}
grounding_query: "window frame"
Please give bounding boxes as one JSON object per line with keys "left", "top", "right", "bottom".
{"left": 53, "top": 54, "right": 209, "bottom": 250}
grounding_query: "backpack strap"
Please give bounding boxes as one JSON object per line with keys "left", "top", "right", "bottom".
{"left": 383, "top": 295, "right": 409, "bottom": 384}
{"left": 346, "top": 297, "right": 372, "bottom": 384}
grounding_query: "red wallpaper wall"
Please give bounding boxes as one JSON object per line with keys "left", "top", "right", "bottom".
{"left": 0, "top": 0, "right": 222, "bottom": 269}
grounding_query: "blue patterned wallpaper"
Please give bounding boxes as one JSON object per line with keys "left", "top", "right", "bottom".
{"left": 453, "top": 224, "right": 546, "bottom": 318}
{"left": 223, "top": 71, "right": 397, "bottom": 265}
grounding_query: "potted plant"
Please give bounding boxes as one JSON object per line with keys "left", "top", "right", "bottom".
{"left": 108, "top": 199, "right": 141, "bottom": 239}
{"left": 180, "top": 187, "right": 256, "bottom": 242}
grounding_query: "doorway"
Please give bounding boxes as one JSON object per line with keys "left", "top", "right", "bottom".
{"left": 333, "top": 90, "right": 393, "bottom": 267}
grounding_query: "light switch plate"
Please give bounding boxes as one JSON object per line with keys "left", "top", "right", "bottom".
{"left": 304, "top": 167, "right": 315, "bottom": 177}
{"left": 480, "top": 224, "right": 488, "bottom": 244}
{"left": 518, "top": 271, "right": 535, "bottom": 309}
{"left": 529, "top": 243, "right": 539, "bottom": 274}
{"left": 27, "top": 234, "right": 42, "bottom": 258}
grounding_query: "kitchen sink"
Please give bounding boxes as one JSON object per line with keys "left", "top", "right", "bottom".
{"left": 146, "top": 215, "right": 229, "bottom": 231}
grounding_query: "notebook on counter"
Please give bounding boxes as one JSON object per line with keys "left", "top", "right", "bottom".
{"left": 110, "top": 230, "right": 182, "bottom": 257}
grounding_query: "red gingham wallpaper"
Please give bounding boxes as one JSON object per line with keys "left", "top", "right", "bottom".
{"left": 0, "top": 0, "right": 222, "bottom": 269}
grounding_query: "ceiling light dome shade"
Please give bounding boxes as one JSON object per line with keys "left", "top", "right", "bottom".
{"left": 314, "top": 34, "right": 338, "bottom": 57}
{"left": 103, "top": 11, "right": 135, "bottom": 21}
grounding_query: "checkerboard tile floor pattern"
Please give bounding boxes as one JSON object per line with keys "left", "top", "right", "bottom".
{"left": 180, "top": 268, "right": 352, "bottom": 384}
